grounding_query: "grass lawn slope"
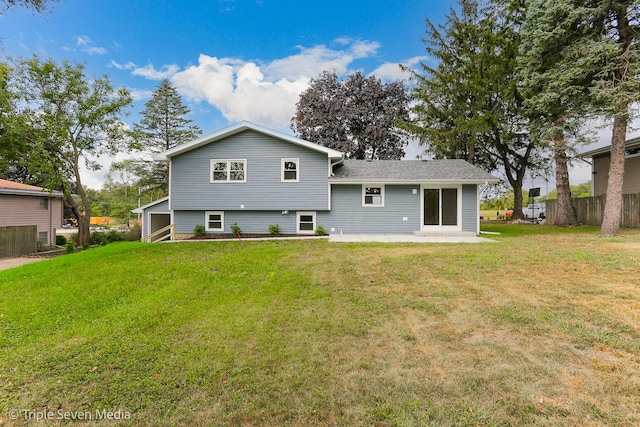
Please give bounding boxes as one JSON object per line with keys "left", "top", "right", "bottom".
{"left": 1, "top": 227, "right": 639, "bottom": 426}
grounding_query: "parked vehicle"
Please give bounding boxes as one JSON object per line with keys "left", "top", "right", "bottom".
{"left": 523, "top": 203, "right": 546, "bottom": 219}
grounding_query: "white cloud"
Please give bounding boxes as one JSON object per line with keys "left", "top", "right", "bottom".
{"left": 75, "top": 35, "right": 107, "bottom": 55}
{"left": 109, "top": 60, "right": 137, "bottom": 70}
{"left": 132, "top": 63, "right": 180, "bottom": 80}
{"left": 169, "top": 39, "right": 382, "bottom": 128}
{"left": 265, "top": 40, "right": 379, "bottom": 80}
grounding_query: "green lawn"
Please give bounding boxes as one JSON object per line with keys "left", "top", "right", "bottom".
{"left": 1, "top": 227, "right": 639, "bottom": 426}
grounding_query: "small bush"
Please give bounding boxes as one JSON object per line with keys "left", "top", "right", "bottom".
{"left": 89, "top": 229, "right": 123, "bottom": 246}
{"left": 56, "top": 235, "right": 67, "bottom": 246}
{"left": 65, "top": 242, "right": 75, "bottom": 254}
{"left": 82, "top": 243, "right": 90, "bottom": 250}
{"left": 315, "top": 225, "right": 326, "bottom": 235}
{"left": 125, "top": 224, "right": 142, "bottom": 241}
{"left": 194, "top": 225, "right": 205, "bottom": 236}
{"left": 268, "top": 224, "right": 280, "bottom": 235}
{"left": 230, "top": 222, "right": 242, "bottom": 235}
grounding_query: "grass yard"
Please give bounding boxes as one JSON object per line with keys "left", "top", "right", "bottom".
{"left": 1, "top": 226, "right": 639, "bottom": 426}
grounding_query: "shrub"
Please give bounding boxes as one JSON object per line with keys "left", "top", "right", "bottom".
{"left": 89, "top": 229, "right": 123, "bottom": 246}
{"left": 82, "top": 243, "right": 90, "bottom": 250}
{"left": 315, "top": 225, "right": 326, "bottom": 235}
{"left": 268, "top": 224, "right": 280, "bottom": 235}
{"left": 230, "top": 222, "right": 241, "bottom": 235}
{"left": 56, "top": 235, "right": 67, "bottom": 246}
{"left": 65, "top": 242, "right": 75, "bottom": 254}
{"left": 125, "top": 224, "right": 142, "bottom": 241}
{"left": 194, "top": 224, "right": 205, "bottom": 236}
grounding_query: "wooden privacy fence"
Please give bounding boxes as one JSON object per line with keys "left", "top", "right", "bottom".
{"left": 546, "top": 193, "right": 640, "bottom": 228}
{"left": 0, "top": 225, "right": 37, "bottom": 258}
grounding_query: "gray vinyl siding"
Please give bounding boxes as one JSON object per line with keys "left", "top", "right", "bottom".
{"left": 174, "top": 210, "right": 313, "bottom": 234}
{"left": 319, "top": 184, "right": 420, "bottom": 234}
{"left": 142, "top": 199, "right": 169, "bottom": 237}
{"left": 170, "top": 130, "right": 330, "bottom": 211}
{"left": 461, "top": 184, "right": 478, "bottom": 233}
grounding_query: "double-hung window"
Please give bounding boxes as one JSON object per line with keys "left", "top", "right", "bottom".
{"left": 297, "top": 212, "right": 316, "bottom": 234}
{"left": 362, "top": 185, "right": 384, "bottom": 207}
{"left": 205, "top": 211, "right": 224, "bottom": 232}
{"left": 210, "top": 159, "right": 246, "bottom": 183}
{"left": 281, "top": 158, "right": 299, "bottom": 182}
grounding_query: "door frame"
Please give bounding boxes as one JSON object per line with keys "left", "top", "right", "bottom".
{"left": 420, "top": 184, "right": 462, "bottom": 232}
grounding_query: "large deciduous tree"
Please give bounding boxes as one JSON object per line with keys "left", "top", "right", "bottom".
{"left": 400, "top": 0, "right": 545, "bottom": 219}
{"left": 291, "top": 70, "right": 410, "bottom": 160}
{"left": 1, "top": 56, "right": 132, "bottom": 245}
{"left": 132, "top": 79, "right": 201, "bottom": 194}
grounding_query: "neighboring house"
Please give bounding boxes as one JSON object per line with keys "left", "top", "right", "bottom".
{"left": 133, "top": 122, "right": 498, "bottom": 240}
{"left": 580, "top": 137, "right": 640, "bottom": 196}
{"left": 0, "top": 179, "right": 64, "bottom": 246}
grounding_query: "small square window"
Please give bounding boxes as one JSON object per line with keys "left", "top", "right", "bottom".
{"left": 297, "top": 212, "right": 316, "bottom": 234}
{"left": 282, "top": 158, "right": 299, "bottom": 182}
{"left": 363, "top": 186, "right": 384, "bottom": 206}
{"left": 205, "top": 211, "right": 224, "bottom": 231}
{"left": 38, "top": 231, "right": 48, "bottom": 243}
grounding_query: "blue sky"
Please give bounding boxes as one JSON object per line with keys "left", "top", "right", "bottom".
{"left": 1, "top": 0, "right": 607, "bottom": 191}
{"left": 1, "top": 0, "right": 459, "bottom": 187}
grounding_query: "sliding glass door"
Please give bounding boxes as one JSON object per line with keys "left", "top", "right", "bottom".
{"left": 422, "top": 187, "right": 460, "bottom": 229}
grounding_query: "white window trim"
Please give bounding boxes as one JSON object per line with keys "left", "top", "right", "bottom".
{"left": 281, "top": 158, "right": 300, "bottom": 182}
{"left": 205, "top": 211, "right": 225, "bottom": 232}
{"left": 210, "top": 159, "right": 247, "bottom": 183}
{"left": 296, "top": 211, "right": 316, "bottom": 234}
{"left": 362, "top": 184, "right": 385, "bottom": 207}
{"left": 420, "top": 184, "right": 462, "bottom": 232}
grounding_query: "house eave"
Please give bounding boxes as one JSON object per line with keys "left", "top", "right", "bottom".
{"left": 0, "top": 188, "right": 63, "bottom": 197}
{"left": 580, "top": 136, "right": 640, "bottom": 158}
{"left": 131, "top": 196, "right": 170, "bottom": 214}
{"left": 154, "top": 121, "right": 344, "bottom": 161}
{"left": 329, "top": 178, "right": 500, "bottom": 185}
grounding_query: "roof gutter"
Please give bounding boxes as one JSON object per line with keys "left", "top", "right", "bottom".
{"left": 0, "top": 188, "right": 64, "bottom": 197}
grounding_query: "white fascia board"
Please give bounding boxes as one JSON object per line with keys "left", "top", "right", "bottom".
{"left": 131, "top": 196, "right": 170, "bottom": 214}
{"left": 154, "top": 121, "right": 344, "bottom": 161}
{"left": 330, "top": 178, "right": 499, "bottom": 185}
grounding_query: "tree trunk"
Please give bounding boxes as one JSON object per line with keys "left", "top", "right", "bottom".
{"left": 77, "top": 214, "right": 91, "bottom": 246}
{"left": 553, "top": 136, "right": 577, "bottom": 226}
{"left": 601, "top": 116, "right": 627, "bottom": 236}
{"left": 512, "top": 185, "right": 524, "bottom": 220}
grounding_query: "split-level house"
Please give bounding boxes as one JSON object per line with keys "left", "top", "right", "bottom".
{"left": 134, "top": 122, "right": 498, "bottom": 240}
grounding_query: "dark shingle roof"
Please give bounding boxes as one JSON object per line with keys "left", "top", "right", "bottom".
{"left": 330, "top": 159, "right": 498, "bottom": 182}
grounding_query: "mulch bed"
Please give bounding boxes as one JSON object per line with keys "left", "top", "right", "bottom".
{"left": 188, "top": 234, "right": 319, "bottom": 240}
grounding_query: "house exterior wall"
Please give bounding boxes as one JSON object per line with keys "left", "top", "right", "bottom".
{"left": 319, "top": 184, "right": 420, "bottom": 234}
{"left": 170, "top": 183, "right": 480, "bottom": 236}
{"left": 174, "top": 210, "right": 302, "bottom": 235}
{"left": 170, "top": 130, "right": 331, "bottom": 211}
{"left": 0, "top": 194, "right": 63, "bottom": 245}
{"left": 461, "top": 184, "right": 478, "bottom": 233}
{"left": 593, "top": 153, "right": 640, "bottom": 196}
